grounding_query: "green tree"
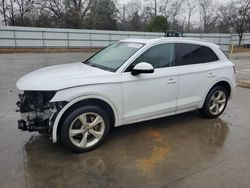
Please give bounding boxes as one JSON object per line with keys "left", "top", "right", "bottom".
{"left": 148, "top": 16, "right": 169, "bottom": 32}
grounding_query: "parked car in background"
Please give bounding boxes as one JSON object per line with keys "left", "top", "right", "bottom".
{"left": 16, "top": 37, "right": 236, "bottom": 152}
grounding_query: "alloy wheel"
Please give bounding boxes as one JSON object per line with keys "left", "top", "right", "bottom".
{"left": 69, "top": 112, "right": 105, "bottom": 148}
{"left": 209, "top": 90, "right": 227, "bottom": 115}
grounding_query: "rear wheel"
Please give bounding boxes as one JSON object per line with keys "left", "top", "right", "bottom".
{"left": 60, "top": 105, "right": 110, "bottom": 153}
{"left": 200, "top": 86, "right": 228, "bottom": 118}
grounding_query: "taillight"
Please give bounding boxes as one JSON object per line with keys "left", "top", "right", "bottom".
{"left": 233, "top": 66, "right": 236, "bottom": 74}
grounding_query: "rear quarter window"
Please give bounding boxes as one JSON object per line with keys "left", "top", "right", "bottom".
{"left": 177, "top": 43, "right": 219, "bottom": 66}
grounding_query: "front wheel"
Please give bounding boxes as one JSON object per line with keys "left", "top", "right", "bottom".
{"left": 60, "top": 105, "right": 110, "bottom": 153}
{"left": 200, "top": 86, "right": 228, "bottom": 118}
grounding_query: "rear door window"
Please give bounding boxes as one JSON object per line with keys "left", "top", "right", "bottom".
{"left": 177, "top": 43, "right": 219, "bottom": 66}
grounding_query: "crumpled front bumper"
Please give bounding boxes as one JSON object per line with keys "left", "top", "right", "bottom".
{"left": 16, "top": 103, "right": 55, "bottom": 133}
{"left": 16, "top": 92, "right": 65, "bottom": 134}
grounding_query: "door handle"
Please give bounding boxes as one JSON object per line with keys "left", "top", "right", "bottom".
{"left": 167, "top": 78, "right": 177, "bottom": 84}
{"left": 208, "top": 73, "right": 215, "bottom": 78}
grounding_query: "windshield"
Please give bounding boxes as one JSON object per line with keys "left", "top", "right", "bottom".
{"left": 84, "top": 42, "right": 144, "bottom": 72}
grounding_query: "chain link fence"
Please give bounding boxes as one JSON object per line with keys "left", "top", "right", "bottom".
{"left": 231, "top": 33, "right": 250, "bottom": 46}
{"left": 0, "top": 26, "right": 234, "bottom": 52}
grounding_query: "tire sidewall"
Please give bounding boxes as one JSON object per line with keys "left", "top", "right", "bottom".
{"left": 60, "top": 105, "right": 110, "bottom": 153}
{"left": 202, "top": 86, "right": 229, "bottom": 118}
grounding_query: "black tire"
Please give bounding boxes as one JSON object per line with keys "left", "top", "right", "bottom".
{"left": 200, "top": 86, "right": 228, "bottom": 119}
{"left": 60, "top": 105, "right": 110, "bottom": 153}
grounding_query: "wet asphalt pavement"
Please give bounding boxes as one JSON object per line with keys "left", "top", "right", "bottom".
{"left": 0, "top": 53, "right": 250, "bottom": 188}
{"left": 230, "top": 52, "right": 250, "bottom": 81}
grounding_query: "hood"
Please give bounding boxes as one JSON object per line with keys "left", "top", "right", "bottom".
{"left": 16, "top": 62, "right": 117, "bottom": 91}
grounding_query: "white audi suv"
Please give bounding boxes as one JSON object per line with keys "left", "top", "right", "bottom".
{"left": 16, "top": 37, "right": 236, "bottom": 152}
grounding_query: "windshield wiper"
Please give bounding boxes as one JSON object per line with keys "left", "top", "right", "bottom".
{"left": 89, "top": 64, "right": 98, "bottom": 68}
{"left": 82, "top": 60, "right": 90, "bottom": 64}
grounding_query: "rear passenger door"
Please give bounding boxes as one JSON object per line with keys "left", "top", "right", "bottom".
{"left": 176, "top": 43, "right": 220, "bottom": 112}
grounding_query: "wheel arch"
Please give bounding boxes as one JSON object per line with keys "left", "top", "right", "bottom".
{"left": 210, "top": 81, "right": 232, "bottom": 97}
{"left": 201, "top": 80, "right": 232, "bottom": 108}
{"left": 52, "top": 95, "right": 118, "bottom": 143}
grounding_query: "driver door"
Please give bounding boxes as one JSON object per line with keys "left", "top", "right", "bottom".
{"left": 121, "top": 43, "right": 179, "bottom": 124}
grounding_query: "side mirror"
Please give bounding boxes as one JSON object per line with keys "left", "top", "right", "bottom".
{"left": 131, "top": 62, "right": 154, "bottom": 76}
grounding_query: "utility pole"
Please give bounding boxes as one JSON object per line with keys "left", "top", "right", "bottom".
{"left": 154, "top": 0, "right": 157, "bottom": 16}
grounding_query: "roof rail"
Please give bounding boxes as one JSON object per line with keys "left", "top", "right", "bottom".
{"left": 164, "top": 31, "right": 184, "bottom": 37}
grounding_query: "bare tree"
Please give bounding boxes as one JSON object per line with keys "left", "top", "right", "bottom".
{"left": 6, "top": 0, "right": 15, "bottom": 25}
{"left": 85, "top": 0, "right": 118, "bottom": 30}
{"left": 217, "top": 4, "right": 231, "bottom": 33}
{"left": 227, "top": 0, "right": 250, "bottom": 45}
{"left": 186, "top": 0, "right": 196, "bottom": 32}
{"left": 35, "top": 0, "right": 93, "bottom": 28}
{"left": 168, "top": 0, "right": 182, "bottom": 30}
{"left": 35, "top": 0, "right": 65, "bottom": 21}
{"left": 181, "top": 16, "right": 186, "bottom": 31}
{"left": 126, "top": 0, "right": 141, "bottom": 17}
{"left": 0, "top": 0, "right": 45, "bottom": 26}
{"left": 159, "top": 0, "right": 171, "bottom": 16}
{"left": 0, "top": 0, "right": 7, "bottom": 25}
{"left": 15, "top": 0, "right": 34, "bottom": 25}
{"left": 199, "top": 0, "right": 218, "bottom": 33}
{"left": 125, "top": 0, "right": 143, "bottom": 31}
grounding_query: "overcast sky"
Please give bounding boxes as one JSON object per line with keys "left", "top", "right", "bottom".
{"left": 118, "top": 0, "right": 232, "bottom": 24}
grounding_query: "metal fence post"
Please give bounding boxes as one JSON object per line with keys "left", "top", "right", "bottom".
{"left": 229, "top": 34, "right": 233, "bottom": 53}
{"left": 243, "top": 33, "right": 246, "bottom": 45}
{"left": 67, "top": 32, "right": 69, "bottom": 48}
{"left": 42, "top": 31, "right": 45, "bottom": 48}
{"left": 89, "top": 33, "right": 92, "bottom": 48}
{"left": 109, "top": 34, "right": 111, "bottom": 44}
{"left": 13, "top": 30, "right": 17, "bottom": 48}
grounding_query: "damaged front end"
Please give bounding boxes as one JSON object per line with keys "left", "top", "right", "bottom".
{"left": 16, "top": 91, "right": 66, "bottom": 134}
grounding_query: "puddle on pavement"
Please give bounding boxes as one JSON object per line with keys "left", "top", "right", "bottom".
{"left": 23, "top": 112, "right": 229, "bottom": 187}
{"left": 136, "top": 129, "right": 170, "bottom": 175}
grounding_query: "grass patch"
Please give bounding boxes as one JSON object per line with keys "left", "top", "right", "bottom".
{"left": 231, "top": 46, "right": 250, "bottom": 53}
